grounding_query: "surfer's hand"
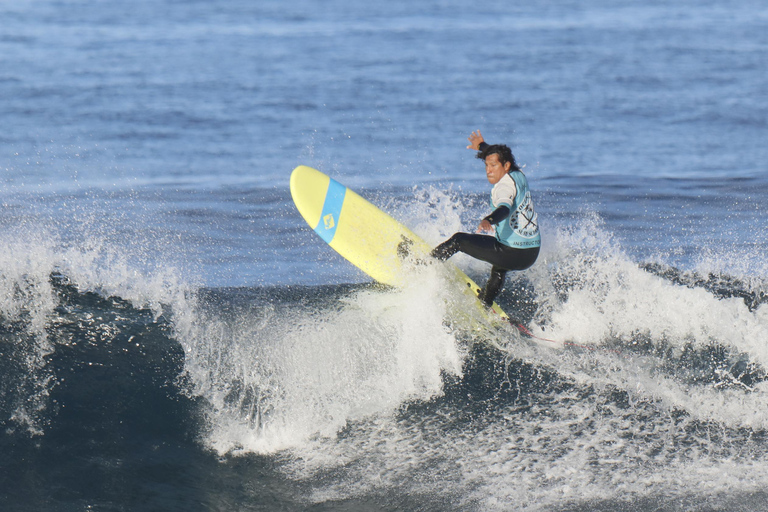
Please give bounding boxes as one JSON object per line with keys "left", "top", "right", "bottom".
{"left": 467, "top": 130, "right": 484, "bottom": 150}
{"left": 477, "top": 219, "right": 494, "bottom": 233}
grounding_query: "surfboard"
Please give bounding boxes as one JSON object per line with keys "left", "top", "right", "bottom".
{"left": 289, "top": 165, "right": 510, "bottom": 325}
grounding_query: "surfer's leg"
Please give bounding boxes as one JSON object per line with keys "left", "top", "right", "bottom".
{"left": 430, "top": 234, "right": 461, "bottom": 261}
{"left": 431, "top": 232, "right": 497, "bottom": 261}
{"left": 433, "top": 234, "right": 540, "bottom": 270}
{"left": 432, "top": 234, "right": 540, "bottom": 304}
{"left": 479, "top": 266, "right": 507, "bottom": 306}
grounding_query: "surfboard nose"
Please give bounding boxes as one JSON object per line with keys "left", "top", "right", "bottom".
{"left": 290, "top": 165, "right": 330, "bottom": 229}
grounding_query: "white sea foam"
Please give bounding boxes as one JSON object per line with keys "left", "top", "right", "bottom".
{"left": 511, "top": 214, "right": 768, "bottom": 427}
{"left": 4, "top": 184, "right": 768, "bottom": 509}
{"left": 268, "top": 195, "right": 768, "bottom": 509}
{"left": 0, "top": 232, "right": 58, "bottom": 435}
{"left": 185, "top": 265, "right": 465, "bottom": 455}
{"left": 178, "top": 185, "right": 489, "bottom": 455}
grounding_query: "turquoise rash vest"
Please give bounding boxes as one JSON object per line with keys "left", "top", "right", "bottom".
{"left": 490, "top": 171, "right": 541, "bottom": 249}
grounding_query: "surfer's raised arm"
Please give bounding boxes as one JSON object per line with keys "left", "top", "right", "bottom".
{"left": 467, "top": 130, "right": 485, "bottom": 150}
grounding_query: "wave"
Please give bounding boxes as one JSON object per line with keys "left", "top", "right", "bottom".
{"left": 0, "top": 230, "right": 193, "bottom": 436}
{"left": 2, "top": 200, "right": 768, "bottom": 509}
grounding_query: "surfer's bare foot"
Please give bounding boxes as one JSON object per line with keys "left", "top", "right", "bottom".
{"left": 397, "top": 237, "right": 414, "bottom": 260}
{"left": 397, "top": 237, "right": 431, "bottom": 266}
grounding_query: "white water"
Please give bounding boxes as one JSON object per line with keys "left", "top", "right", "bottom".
{"left": 3, "top": 188, "right": 767, "bottom": 510}
{"left": 0, "top": 225, "right": 196, "bottom": 434}
{"left": 157, "top": 186, "right": 768, "bottom": 460}
{"left": 225, "top": 195, "right": 767, "bottom": 509}
{"left": 180, "top": 265, "right": 466, "bottom": 455}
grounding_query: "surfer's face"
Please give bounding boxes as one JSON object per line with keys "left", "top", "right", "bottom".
{"left": 484, "top": 154, "right": 511, "bottom": 185}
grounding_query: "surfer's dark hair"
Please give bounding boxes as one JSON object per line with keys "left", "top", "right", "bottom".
{"left": 477, "top": 144, "right": 520, "bottom": 172}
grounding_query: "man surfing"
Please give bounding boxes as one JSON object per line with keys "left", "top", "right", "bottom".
{"left": 431, "top": 130, "right": 541, "bottom": 306}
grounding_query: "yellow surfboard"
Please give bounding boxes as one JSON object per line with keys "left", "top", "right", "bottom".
{"left": 289, "top": 165, "right": 510, "bottom": 325}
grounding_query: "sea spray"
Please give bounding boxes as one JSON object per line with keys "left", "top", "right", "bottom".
{"left": 0, "top": 226, "right": 196, "bottom": 435}
{"left": 266, "top": 198, "right": 768, "bottom": 508}
{"left": 180, "top": 267, "right": 465, "bottom": 455}
{"left": 0, "top": 235, "right": 58, "bottom": 435}
{"left": 501, "top": 213, "right": 768, "bottom": 429}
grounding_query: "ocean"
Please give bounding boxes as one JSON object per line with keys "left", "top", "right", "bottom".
{"left": 2, "top": 0, "right": 767, "bottom": 510}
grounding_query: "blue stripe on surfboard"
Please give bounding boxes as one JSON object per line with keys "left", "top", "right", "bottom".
{"left": 314, "top": 178, "right": 346, "bottom": 244}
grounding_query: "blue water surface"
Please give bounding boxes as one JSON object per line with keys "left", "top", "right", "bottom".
{"left": 2, "top": 1, "right": 768, "bottom": 510}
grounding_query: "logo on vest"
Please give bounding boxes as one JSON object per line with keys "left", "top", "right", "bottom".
{"left": 513, "top": 192, "right": 538, "bottom": 238}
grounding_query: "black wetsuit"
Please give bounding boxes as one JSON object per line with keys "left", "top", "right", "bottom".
{"left": 431, "top": 227, "right": 539, "bottom": 306}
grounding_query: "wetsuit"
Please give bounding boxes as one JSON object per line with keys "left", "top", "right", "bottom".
{"left": 431, "top": 147, "right": 541, "bottom": 306}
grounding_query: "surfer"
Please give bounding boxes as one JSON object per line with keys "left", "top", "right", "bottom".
{"left": 430, "top": 130, "right": 541, "bottom": 306}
